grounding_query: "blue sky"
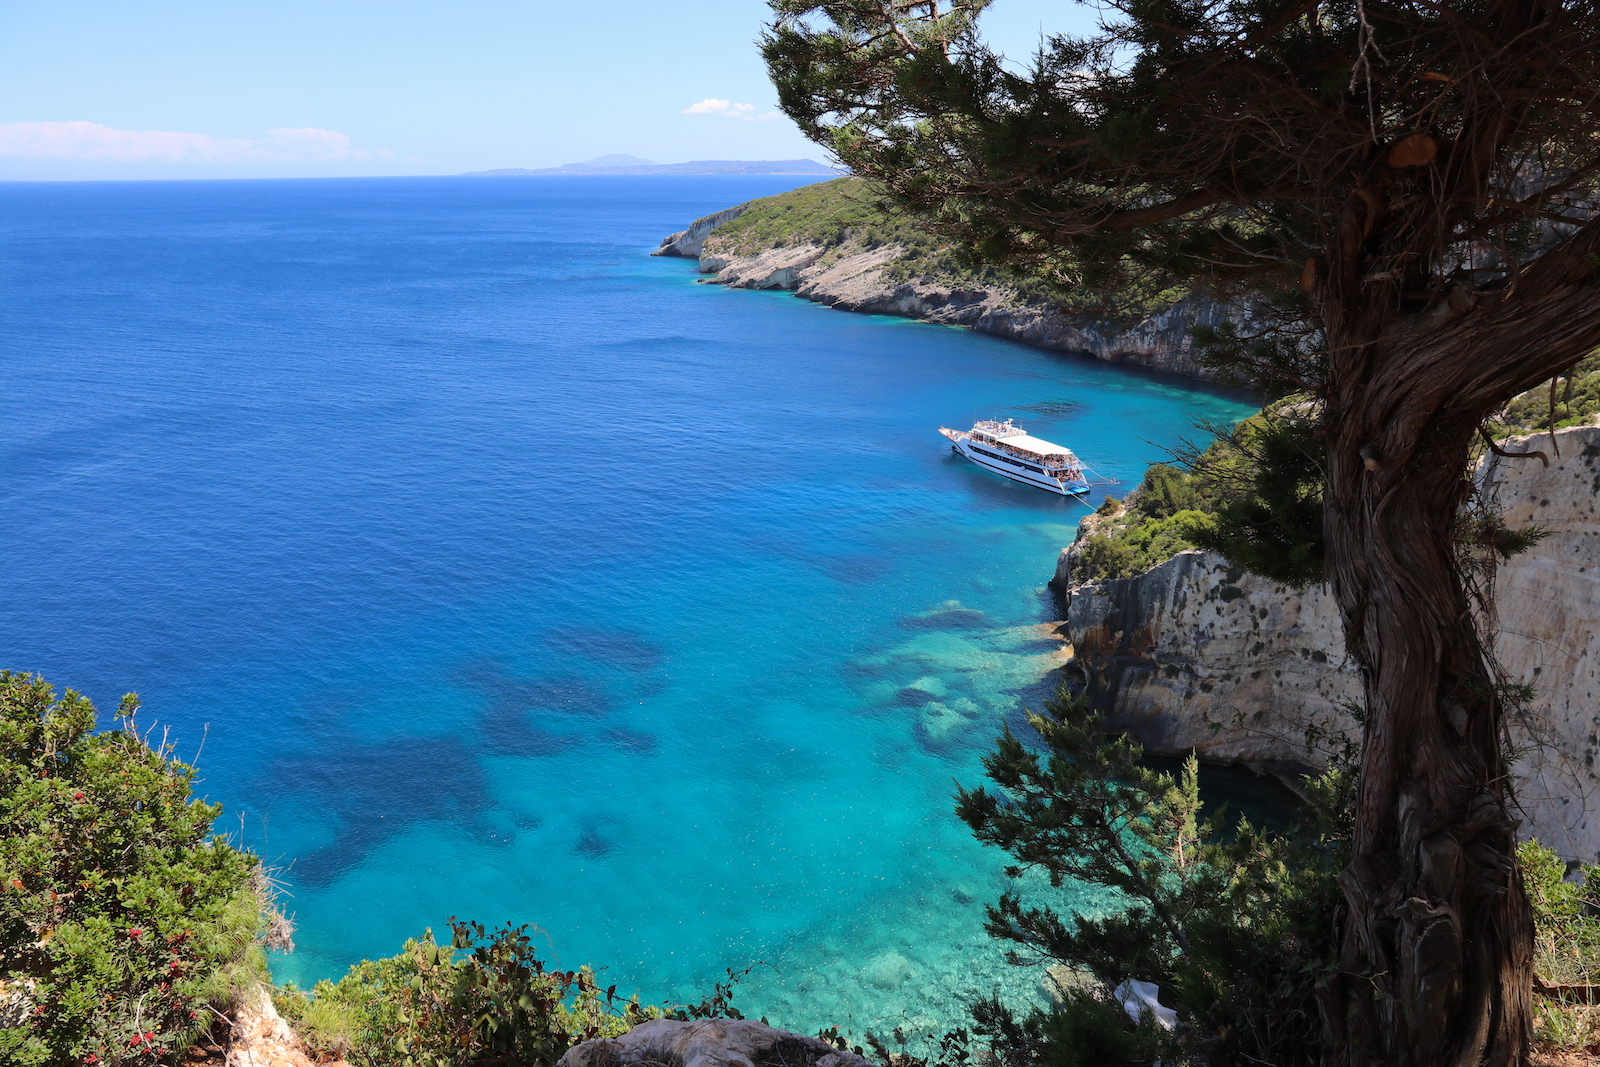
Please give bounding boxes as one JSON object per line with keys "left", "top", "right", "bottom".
{"left": 0, "top": 0, "right": 1097, "bottom": 180}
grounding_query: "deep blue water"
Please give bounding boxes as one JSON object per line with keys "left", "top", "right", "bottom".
{"left": 0, "top": 175, "right": 1253, "bottom": 1031}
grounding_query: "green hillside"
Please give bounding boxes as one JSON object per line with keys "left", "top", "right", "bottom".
{"left": 706, "top": 178, "right": 1067, "bottom": 302}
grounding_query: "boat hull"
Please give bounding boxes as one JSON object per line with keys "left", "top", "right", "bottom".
{"left": 951, "top": 439, "right": 1090, "bottom": 496}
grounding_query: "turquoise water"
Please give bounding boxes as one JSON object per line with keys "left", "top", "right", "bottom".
{"left": 0, "top": 175, "right": 1254, "bottom": 1034}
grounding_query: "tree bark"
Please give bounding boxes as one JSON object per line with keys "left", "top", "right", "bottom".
{"left": 1319, "top": 216, "right": 1600, "bottom": 1066}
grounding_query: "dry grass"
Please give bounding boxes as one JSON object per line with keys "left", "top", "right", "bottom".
{"left": 1533, "top": 1046, "right": 1600, "bottom": 1067}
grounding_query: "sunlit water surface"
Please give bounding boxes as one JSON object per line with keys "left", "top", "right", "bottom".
{"left": 0, "top": 175, "right": 1255, "bottom": 1033}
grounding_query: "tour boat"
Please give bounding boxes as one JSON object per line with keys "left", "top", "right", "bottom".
{"left": 938, "top": 419, "right": 1094, "bottom": 496}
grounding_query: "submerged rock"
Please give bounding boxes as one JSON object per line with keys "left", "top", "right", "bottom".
{"left": 898, "top": 675, "right": 949, "bottom": 703}
{"left": 916, "top": 701, "right": 970, "bottom": 747}
{"left": 861, "top": 950, "right": 915, "bottom": 990}
{"left": 559, "top": 1019, "right": 873, "bottom": 1067}
{"left": 900, "top": 600, "right": 991, "bottom": 630}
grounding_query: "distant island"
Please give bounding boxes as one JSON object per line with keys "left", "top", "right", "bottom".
{"left": 463, "top": 154, "right": 839, "bottom": 177}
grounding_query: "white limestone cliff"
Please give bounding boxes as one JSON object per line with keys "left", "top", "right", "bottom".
{"left": 1057, "top": 424, "right": 1600, "bottom": 860}
{"left": 697, "top": 235, "right": 1234, "bottom": 381}
{"left": 653, "top": 206, "right": 750, "bottom": 260}
{"left": 224, "top": 986, "right": 349, "bottom": 1067}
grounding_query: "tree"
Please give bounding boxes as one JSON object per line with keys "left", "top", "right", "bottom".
{"left": 761, "top": 2, "right": 1600, "bottom": 1063}
{"left": 953, "top": 690, "right": 1351, "bottom": 1067}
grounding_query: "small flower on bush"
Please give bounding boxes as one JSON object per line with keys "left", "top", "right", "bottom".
{"left": 0, "top": 673, "right": 264, "bottom": 1066}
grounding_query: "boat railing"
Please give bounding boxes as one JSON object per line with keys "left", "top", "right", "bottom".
{"left": 981, "top": 437, "right": 1079, "bottom": 468}
{"left": 973, "top": 419, "right": 1026, "bottom": 439}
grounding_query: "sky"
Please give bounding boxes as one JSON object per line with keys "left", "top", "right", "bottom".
{"left": 0, "top": 0, "right": 1100, "bottom": 181}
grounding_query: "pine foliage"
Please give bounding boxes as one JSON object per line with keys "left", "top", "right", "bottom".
{"left": 955, "top": 689, "right": 1352, "bottom": 1066}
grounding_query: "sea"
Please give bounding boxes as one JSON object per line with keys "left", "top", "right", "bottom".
{"left": 0, "top": 175, "right": 1255, "bottom": 1037}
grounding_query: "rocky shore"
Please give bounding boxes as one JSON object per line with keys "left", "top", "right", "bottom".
{"left": 1054, "top": 424, "right": 1600, "bottom": 861}
{"left": 656, "top": 201, "right": 1237, "bottom": 383}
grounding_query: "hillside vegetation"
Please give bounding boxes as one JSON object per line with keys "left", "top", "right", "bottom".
{"left": 705, "top": 179, "right": 1079, "bottom": 306}
{"left": 1491, "top": 350, "right": 1600, "bottom": 435}
{"left": 1073, "top": 356, "right": 1600, "bottom": 589}
{"left": 0, "top": 673, "right": 657, "bottom": 1066}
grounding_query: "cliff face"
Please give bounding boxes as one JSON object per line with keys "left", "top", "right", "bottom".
{"left": 1064, "top": 549, "right": 1357, "bottom": 779}
{"left": 1059, "top": 424, "right": 1600, "bottom": 861}
{"left": 658, "top": 203, "right": 1235, "bottom": 382}
{"left": 653, "top": 205, "right": 749, "bottom": 259}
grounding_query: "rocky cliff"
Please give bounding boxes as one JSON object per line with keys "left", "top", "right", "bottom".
{"left": 656, "top": 190, "right": 1237, "bottom": 383}
{"left": 654, "top": 205, "right": 749, "bottom": 259}
{"left": 1056, "top": 424, "right": 1600, "bottom": 861}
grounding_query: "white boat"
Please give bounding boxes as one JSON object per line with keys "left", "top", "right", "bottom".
{"left": 938, "top": 418, "right": 1093, "bottom": 496}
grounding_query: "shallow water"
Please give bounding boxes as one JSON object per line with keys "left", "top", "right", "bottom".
{"left": 0, "top": 175, "right": 1255, "bottom": 1033}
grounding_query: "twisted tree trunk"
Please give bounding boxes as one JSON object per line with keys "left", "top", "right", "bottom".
{"left": 1319, "top": 216, "right": 1600, "bottom": 1065}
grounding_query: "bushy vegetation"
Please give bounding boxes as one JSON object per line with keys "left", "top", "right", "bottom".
{"left": 0, "top": 672, "right": 268, "bottom": 1065}
{"left": 1071, "top": 466, "right": 1219, "bottom": 584}
{"left": 931, "top": 691, "right": 1600, "bottom": 1066}
{"left": 1075, "top": 345, "right": 1600, "bottom": 591}
{"left": 0, "top": 673, "right": 668, "bottom": 1067}
{"left": 277, "top": 920, "right": 657, "bottom": 1067}
{"left": 708, "top": 178, "right": 944, "bottom": 263}
{"left": 1071, "top": 407, "right": 1324, "bottom": 589}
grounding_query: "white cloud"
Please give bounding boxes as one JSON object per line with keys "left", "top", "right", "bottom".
{"left": 682, "top": 98, "right": 781, "bottom": 122}
{"left": 0, "top": 121, "right": 389, "bottom": 163}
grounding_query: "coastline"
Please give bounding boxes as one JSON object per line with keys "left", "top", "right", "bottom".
{"left": 656, "top": 199, "right": 1242, "bottom": 385}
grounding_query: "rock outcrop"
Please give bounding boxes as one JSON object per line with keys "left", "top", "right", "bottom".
{"left": 1064, "top": 549, "right": 1357, "bottom": 779}
{"left": 224, "top": 986, "right": 347, "bottom": 1067}
{"left": 658, "top": 207, "right": 1236, "bottom": 381}
{"left": 1058, "top": 424, "right": 1600, "bottom": 861}
{"left": 654, "top": 206, "right": 750, "bottom": 259}
{"left": 559, "top": 1019, "right": 874, "bottom": 1067}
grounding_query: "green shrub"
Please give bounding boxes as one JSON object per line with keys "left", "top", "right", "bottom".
{"left": 0, "top": 672, "right": 266, "bottom": 1065}
{"left": 1185, "top": 416, "right": 1324, "bottom": 588}
{"left": 1072, "top": 465, "right": 1219, "bottom": 583}
{"left": 278, "top": 920, "right": 657, "bottom": 1067}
